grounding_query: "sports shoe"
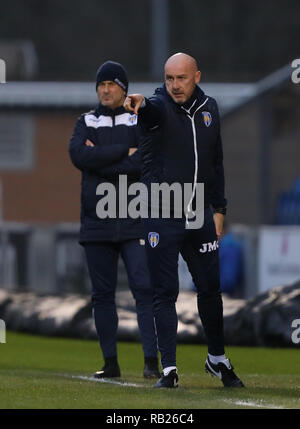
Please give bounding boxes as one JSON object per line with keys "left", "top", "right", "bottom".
{"left": 205, "top": 357, "right": 244, "bottom": 388}
{"left": 154, "top": 369, "right": 179, "bottom": 388}
{"left": 93, "top": 363, "right": 121, "bottom": 379}
{"left": 143, "top": 357, "right": 160, "bottom": 378}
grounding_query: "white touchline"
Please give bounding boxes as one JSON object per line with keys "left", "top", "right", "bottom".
{"left": 70, "top": 374, "right": 145, "bottom": 388}
{"left": 223, "top": 399, "right": 285, "bottom": 409}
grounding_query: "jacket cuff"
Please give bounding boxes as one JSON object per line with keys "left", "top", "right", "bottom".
{"left": 213, "top": 207, "right": 227, "bottom": 215}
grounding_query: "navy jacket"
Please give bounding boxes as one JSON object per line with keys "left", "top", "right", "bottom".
{"left": 69, "top": 104, "right": 143, "bottom": 243}
{"left": 138, "top": 85, "right": 227, "bottom": 213}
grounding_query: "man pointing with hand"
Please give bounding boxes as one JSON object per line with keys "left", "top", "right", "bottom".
{"left": 124, "top": 53, "right": 244, "bottom": 389}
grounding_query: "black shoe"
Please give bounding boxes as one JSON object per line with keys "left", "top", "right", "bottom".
{"left": 94, "top": 357, "right": 121, "bottom": 379}
{"left": 143, "top": 357, "right": 160, "bottom": 378}
{"left": 94, "top": 364, "right": 121, "bottom": 379}
{"left": 154, "top": 369, "right": 178, "bottom": 388}
{"left": 205, "top": 357, "right": 244, "bottom": 388}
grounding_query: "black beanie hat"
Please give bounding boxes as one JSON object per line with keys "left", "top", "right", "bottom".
{"left": 95, "top": 61, "right": 128, "bottom": 93}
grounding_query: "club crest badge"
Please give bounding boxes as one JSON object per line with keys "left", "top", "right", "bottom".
{"left": 148, "top": 232, "right": 159, "bottom": 248}
{"left": 202, "top": 111, "right": 212, "bottom": 127}
{"left": 129, "top": 114, "right": 137, "bottom": 125}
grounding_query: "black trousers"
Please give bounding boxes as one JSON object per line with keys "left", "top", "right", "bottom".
{"left": 142, "top": 208, "right": 225, "bottom": 369}
{"left": 84, "top": 239, "right": 158, "bottom": 361}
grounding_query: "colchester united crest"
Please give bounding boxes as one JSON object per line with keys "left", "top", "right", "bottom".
{"left": 202, "top": 111, "right": 212, "bottom": 127}
{"left": 129, "top": 114, "right": 137, "bottom": 125}
{"left": 148, "top": 232, "right": 159, "bottom": 248}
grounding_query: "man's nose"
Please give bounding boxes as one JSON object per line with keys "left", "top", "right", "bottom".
{"left": 172, "top": 78, "right": 180, "bottom": 90}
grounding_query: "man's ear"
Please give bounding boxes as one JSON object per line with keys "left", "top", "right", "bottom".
{"left": 195, "top": 70, "right": 201, "bottom": 84}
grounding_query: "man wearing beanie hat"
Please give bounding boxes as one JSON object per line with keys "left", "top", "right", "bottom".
{"left": 69, "top": 61, "right": 160, "bottom": 380}
{"left": 95, "top": 60, "right": 128, "bottom": 94}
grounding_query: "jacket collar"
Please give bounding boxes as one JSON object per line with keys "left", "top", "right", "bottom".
{"left": 155, "top": 84, "right": 206, "bottom": 114}
{"left": 95, "top": 103, "right": 126, "bottom": 117}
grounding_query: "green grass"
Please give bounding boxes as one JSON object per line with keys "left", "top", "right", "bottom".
{"left": 0, "top": 331, "right": 299, "bottom": 409}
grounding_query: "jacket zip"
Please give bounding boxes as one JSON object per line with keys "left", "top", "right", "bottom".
{"left": 112, "top": 113, "right": 120, "bottom": 241}
{"left": 182, "top": 97, "right": 209, "bottom": 226}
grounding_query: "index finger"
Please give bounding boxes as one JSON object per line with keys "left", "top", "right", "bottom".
{"left": 124, "top": 96, "right": 136, "bottom": 113}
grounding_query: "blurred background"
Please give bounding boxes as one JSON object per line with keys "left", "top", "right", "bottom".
{"left": 0, "top": 0, "right": 300, "bottom": 299}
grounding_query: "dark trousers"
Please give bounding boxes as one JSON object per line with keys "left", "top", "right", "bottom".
{"left": 143, "top": 208, "right": 224, "bottom": 369}
{"left": 84, "top": 240, "right": 158, "bottom": 360}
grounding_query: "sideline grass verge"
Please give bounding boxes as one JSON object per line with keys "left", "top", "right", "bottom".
{"left": 0, "top": 331, "right": 299, "bottom": 409}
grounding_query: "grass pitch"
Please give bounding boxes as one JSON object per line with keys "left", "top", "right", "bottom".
{"left": 0, "top": 331, "right": 299, "bottom": 409}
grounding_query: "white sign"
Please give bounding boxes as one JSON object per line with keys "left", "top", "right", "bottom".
{"left": 258, "top": 227, "right": 300, "bottom": 292}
